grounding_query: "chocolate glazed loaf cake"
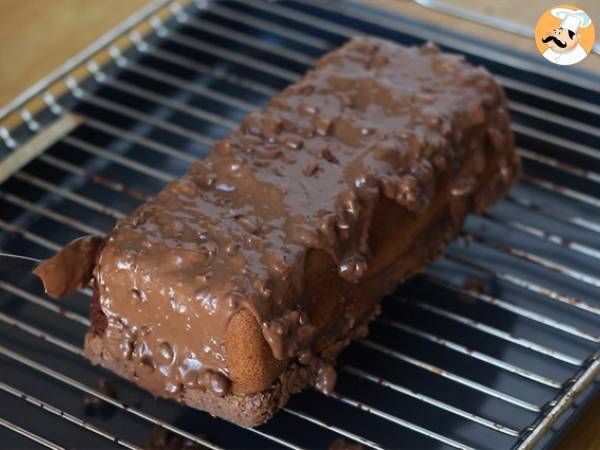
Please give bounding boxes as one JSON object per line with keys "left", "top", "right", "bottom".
{"left": 84, "top": 37, "right": 520, "bottom": 426}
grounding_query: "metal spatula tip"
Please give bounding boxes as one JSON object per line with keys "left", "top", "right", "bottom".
{"left": 0, "top": 253, "right": 41, "bottom": 273}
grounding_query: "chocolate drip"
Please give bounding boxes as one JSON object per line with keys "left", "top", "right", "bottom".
{"left": 315, "top": 364, "right": 337, "bottom": 395}
{"left": 33, "top": 236, "right": 104, "bottom": 298}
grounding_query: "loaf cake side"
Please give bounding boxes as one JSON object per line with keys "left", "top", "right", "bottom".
{"left": 85, "top": 37, "right": 520, "bottom": 426}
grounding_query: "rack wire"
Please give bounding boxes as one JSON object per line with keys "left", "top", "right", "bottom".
{"left": 0, "top": 1, "right": 599, "bottom": 449}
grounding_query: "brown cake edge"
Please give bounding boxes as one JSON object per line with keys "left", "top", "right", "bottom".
{"left": 84, "top": 306, "right": 377, "bottom": 427}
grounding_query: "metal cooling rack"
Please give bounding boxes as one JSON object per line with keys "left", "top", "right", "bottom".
{"left": 0, "top": 1, "right": 599, "bottom": 449}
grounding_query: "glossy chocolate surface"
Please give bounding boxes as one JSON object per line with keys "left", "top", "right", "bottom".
{"left": 91, "top": 37, "right": 516, "bottom": 399}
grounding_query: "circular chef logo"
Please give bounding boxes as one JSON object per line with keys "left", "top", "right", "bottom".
{"left": 535, "top": 5, "right": 595, "bottom": 65}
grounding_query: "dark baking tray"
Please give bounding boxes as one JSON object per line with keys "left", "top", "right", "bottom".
{"left": 0, "top": 1, "right": 599, "bottom": 449}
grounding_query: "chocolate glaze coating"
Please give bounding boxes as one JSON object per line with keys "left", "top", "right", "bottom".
{"left": 85, "top": 37, "right": 519, "bottom": 423}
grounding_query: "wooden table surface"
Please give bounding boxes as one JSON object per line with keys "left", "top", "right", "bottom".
{"left": 0, "top": 1, "right": 598, "bottom": 449}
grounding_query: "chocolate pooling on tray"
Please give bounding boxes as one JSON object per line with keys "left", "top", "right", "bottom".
{"left": 83, "top": 37, "right": 520, "bottom": 426}
{"left": 329, "top": 437, "right": 365, "bottom": 450}
{"left": 33, "top": 235, "right": 104, "bottom": 298}
{"left": 145, "top": 425, "right": 208, "bottom": 450}
{"left": 82, "top": 377, "right": 118, "bottom": 417}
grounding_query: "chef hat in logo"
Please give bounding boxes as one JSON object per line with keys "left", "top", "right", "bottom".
{"left": 551, "top": 8, "right": 592, "bottom": 33}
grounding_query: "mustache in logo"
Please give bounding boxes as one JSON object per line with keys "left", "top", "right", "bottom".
{"left": 542, "top": 35, "right": 567, "bottom": 48}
